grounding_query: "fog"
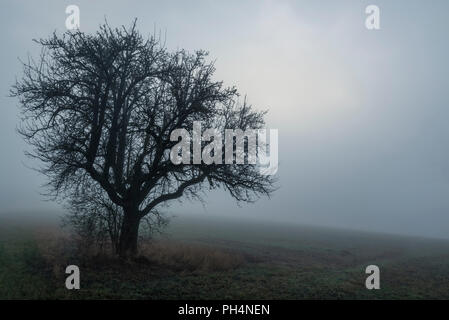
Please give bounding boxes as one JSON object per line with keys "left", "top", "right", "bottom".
{"left": 1, "top": 0, "right": 449, "bottom": 239}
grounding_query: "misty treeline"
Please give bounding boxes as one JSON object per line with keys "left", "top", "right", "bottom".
{"left": 11, "top": 20, "right": 275, "bottom": 258}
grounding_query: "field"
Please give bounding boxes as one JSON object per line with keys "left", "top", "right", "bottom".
{"left": 1, "top": 213, "right": 449, "bottom": 299}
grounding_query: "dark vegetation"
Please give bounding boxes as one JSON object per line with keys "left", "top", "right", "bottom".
{"left": 1, "top": 215, "right": 449, "bottom": 299}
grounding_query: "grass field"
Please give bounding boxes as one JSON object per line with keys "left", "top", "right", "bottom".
{"left": 1, "top": 213, "right": 449, "bottom": 299}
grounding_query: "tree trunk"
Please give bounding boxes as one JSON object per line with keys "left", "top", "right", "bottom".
{"left": 118, "top": 207, "right": 140, "bottom": 258}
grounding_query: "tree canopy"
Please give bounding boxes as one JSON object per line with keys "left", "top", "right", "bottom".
{"left": 12, "top": 21, "right": 276, "bottom": 257}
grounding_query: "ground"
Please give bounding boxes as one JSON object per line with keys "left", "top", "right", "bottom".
{"left": 1, "top": 214, "right": 449, "bottom": 299}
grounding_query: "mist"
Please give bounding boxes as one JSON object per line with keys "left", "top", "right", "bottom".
{"left": 1, "top": 0, "right": 449, "bottom": 239}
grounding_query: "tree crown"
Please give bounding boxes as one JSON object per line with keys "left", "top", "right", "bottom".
{"left": 12, "top": 21, "right": 275, "bottom": 217}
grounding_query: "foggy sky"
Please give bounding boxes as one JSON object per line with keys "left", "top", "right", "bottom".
{"left": 1, "top": 0, "right": 449, "bottom": 239}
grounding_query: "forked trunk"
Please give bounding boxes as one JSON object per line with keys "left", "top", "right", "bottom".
{"left": 118, "top": 207, "right": 140, "bottom": 258}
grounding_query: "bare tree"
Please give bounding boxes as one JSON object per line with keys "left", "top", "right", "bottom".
{"left": 63, "top": 182, "right": 168, "bottom": 255}
{"left": 11, "top": 21, "right": 275, "bottom": 258}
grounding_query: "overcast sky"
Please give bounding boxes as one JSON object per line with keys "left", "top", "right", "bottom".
{"left": 1, "top": 0, "right": 449, "bottom": 239}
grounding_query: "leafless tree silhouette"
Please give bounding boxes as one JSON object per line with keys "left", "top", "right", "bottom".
{"left": 63, "top": 182, "right": 168, "bottom": 255}
{"left": 11, "top": 21, "right": 275, "bottom": 258}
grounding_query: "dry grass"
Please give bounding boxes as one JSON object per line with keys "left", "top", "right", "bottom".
{"left": 138, "top": 240, "right": 246, "bottom": 273}
{"left": 33, "top": 227, "right": 246, "bottom": 276}
{"left": 33, "top": 226, "right": 75, "bottom": 279}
